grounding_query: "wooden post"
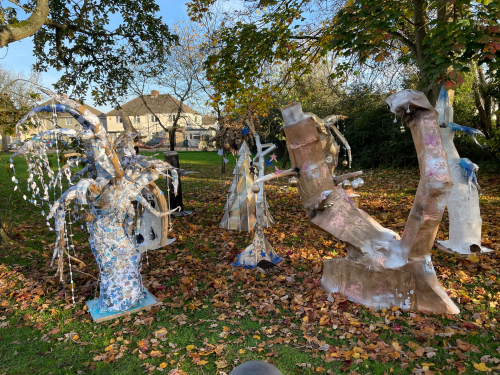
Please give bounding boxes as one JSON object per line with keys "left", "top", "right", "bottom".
{"left": 163, "top": 151, "right": 184, "bottom": 212}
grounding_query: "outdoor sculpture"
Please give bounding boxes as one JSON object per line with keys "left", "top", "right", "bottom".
{"left": 10, "top": 90, "right": 178, "bottom": 319}
{"left": 232, "top": 122, "right": 282, "bottom": 268}
{"left": 304, "top": 112, "right": 364, "bottom": 205}
{"left": 304, "top": 113, "right": 351, "bottom": 172}
{"left": 220, "top": 140, "right": 274, "bottom": 231}
{"left": 434, "top": 86, "right": 491, "bottom": 255}
{"left": 256, "top": 95, "right": 459, "bottom": 314}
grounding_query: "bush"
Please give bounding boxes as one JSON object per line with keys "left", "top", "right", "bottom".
{"left": 328, "top": 86, "right": 417, "bottom": 169}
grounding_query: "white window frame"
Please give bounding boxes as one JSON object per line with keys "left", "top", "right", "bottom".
{"left": 116, "top": 116, "right": 122, "bottom": 123}
{"left": 65, "top": 117, "right": 73, "bottom": 126}
{"left": 132, "top": 115, "right": 141, "bottom": 124}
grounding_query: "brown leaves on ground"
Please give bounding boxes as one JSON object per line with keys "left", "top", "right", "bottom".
{"left": 1, "top": 164, "right": 500, "bottom": 374}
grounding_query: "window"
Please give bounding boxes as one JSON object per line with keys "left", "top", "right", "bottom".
{"left": 168, "top": 115, "right": 173, "bottom": 122}
{"left": 151, "top": 115, "right": 159, "bottom": 123}
{"left": 116, "top": 116, "right": 122, "bottom": 123}
{"left": 132, "top": 116, "right": 141, "bottom": 124}
{"left": 65, "top": 118, "right": 73, "bottom": 126}
{"left": 194, "top": 115, "right": 198, "bottom": 123}
{"left": 191, "top": 133, "right": 201, "bottom": 140}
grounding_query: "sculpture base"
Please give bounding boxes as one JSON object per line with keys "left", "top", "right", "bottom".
{"left": 232, "top": 230, "right": 282, "bottom": 269}
{"left": 321, "top": 257, "right": 459, "bottom": 314}
{"left": 86, "top": 289, "right": 162, "bottom": 323}
{"left": 435, "top": 241, "right": 493, "bottom": 256}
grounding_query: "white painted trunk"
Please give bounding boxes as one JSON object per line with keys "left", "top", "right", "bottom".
{"left": 435, "top": 87, "right": 489, "bottom": 255}
{"left": 438, "top": 127, "right": 482, "bottom": 254}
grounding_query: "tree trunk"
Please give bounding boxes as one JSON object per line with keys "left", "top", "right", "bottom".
{"left": 1, "top": 128, "right": 9, "bottom": 152}
{"left": 416, "top": 0, "right": 455, "bottom": 106}
{"left": 472, "top": 65, "right": 493, "bottom": 138}
{"left": 413, "top": 0, "right": 437, "bottom": 105}
{"left": 0, "top": 219, "right": 12, "bottom": 247}
{"left": 281, "top": 143, "right": 288, "bottom": 169}
{"left": 221, "top": 148, "right": 226, "bottom": 173}
{"left": 169, "top": 127, "right": 176, "bottom": 151}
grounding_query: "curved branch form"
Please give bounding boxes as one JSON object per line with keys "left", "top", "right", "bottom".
{"left": 327, "top": 120, "right": 352, "bottom": 169}
{"left": 386, "top": 90, "right": 453, "bottom": 259}
{"left": 47, "top": 179, "right": 97, "bottom": 220}
{"left": 253, "top": 168, "right": 297, "bottom": 184}
{"left": 15, "top": 104, "right": 92, "bottom": 133}
{"left": 134, "top": 196, "right": 180, "bottom": 217}
{"left": 447, "top": 122, "right": 484, "bottom": 147}
{"left": 0, "top": 0, "right": 49, "bottom": 48}
{"left": 39, "top": 88, "right": 100, "bottom": 128}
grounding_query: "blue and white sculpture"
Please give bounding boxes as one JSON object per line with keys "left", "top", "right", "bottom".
{"left": 11, "top": 89, "right": 179, "bottom": 319}
{"left": 435, "top": 86, "right": 491, "bottom": 255}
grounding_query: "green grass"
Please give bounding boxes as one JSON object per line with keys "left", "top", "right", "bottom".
{"left": 0, "top": 151, "right": 499, "bottom": 375}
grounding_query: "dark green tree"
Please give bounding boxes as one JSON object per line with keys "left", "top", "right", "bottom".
{"left": 1, "top": 0, "right": 178, "bottom": 105}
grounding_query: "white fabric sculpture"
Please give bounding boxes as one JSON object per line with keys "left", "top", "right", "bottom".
{"left": 435, "top": 86, "right": 491, "bottom": 255}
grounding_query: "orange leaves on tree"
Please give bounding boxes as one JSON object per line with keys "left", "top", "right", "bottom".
{"left": 444, "top": 81, "right": 457, "bottom": 90}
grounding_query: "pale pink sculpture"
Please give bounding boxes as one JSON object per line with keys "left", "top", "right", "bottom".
{"left": 275, "top": 92, "right": 459, "bottom": 314}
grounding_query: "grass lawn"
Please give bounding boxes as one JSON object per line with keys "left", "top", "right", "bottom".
{"left": 0, "top": 150, "right": 500, "bottom": 375}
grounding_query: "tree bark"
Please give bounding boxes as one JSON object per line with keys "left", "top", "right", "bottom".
{"left": 0, "top": 219, "right": 12, "bottom": 247}
{"left": 221, "top": 148, "right": 226, "bottom": 174}
{"left": 281, "top": 143, "right": 288, "bottom": 169}
{"left": 1, "top": 128, "right": 9, "bottom": 152}
{"left": 169, "top": 127, "right": 176, "bottom": 151}
{"left": 0, "top": 0, "right": 50, "bottom": 48}
{"left": 472, "top": 64, "right": 492, "bottom": 138}
{"left": 413, "top": 0, "right": 438, "bottom": 105}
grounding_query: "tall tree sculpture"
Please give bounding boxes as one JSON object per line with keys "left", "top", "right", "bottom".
{"left": 232, "top": 121, "right": 282, "bottom": 268}
{"left": 435, "top": 86, "right": 491, "bottom": 255}
{"left": 11, "top": 89, "right": 179, "bottom": 319}
{"left": 220, "top": 140, "right": 273, "bottom": 231}
{"left": 255, "top": 97, "right": 458, "bottom": 314}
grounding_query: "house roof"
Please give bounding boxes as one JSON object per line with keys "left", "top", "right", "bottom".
{"left": 37, "top": 100, "right": 105, "bottom": 117}
{"left": 106, "top": 94, "right": 197, "bottom": 116}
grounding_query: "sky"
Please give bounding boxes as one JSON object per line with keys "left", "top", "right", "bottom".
{"left": 0, "top": 0, "right": 216, "bottom": 114}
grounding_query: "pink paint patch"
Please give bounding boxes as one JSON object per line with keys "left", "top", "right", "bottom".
{"left": 345, "top": 281, "right": 363, "bottom": 301}
{"left": 392, "top": 323, "right": 402, "bottom": 332}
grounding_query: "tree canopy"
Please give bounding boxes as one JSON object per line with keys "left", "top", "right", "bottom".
{"left": 0, "top": 0, "right": 178, "bottom": 105}
{"left": 188, "top": 0, "right": 500, "bottom": 112}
